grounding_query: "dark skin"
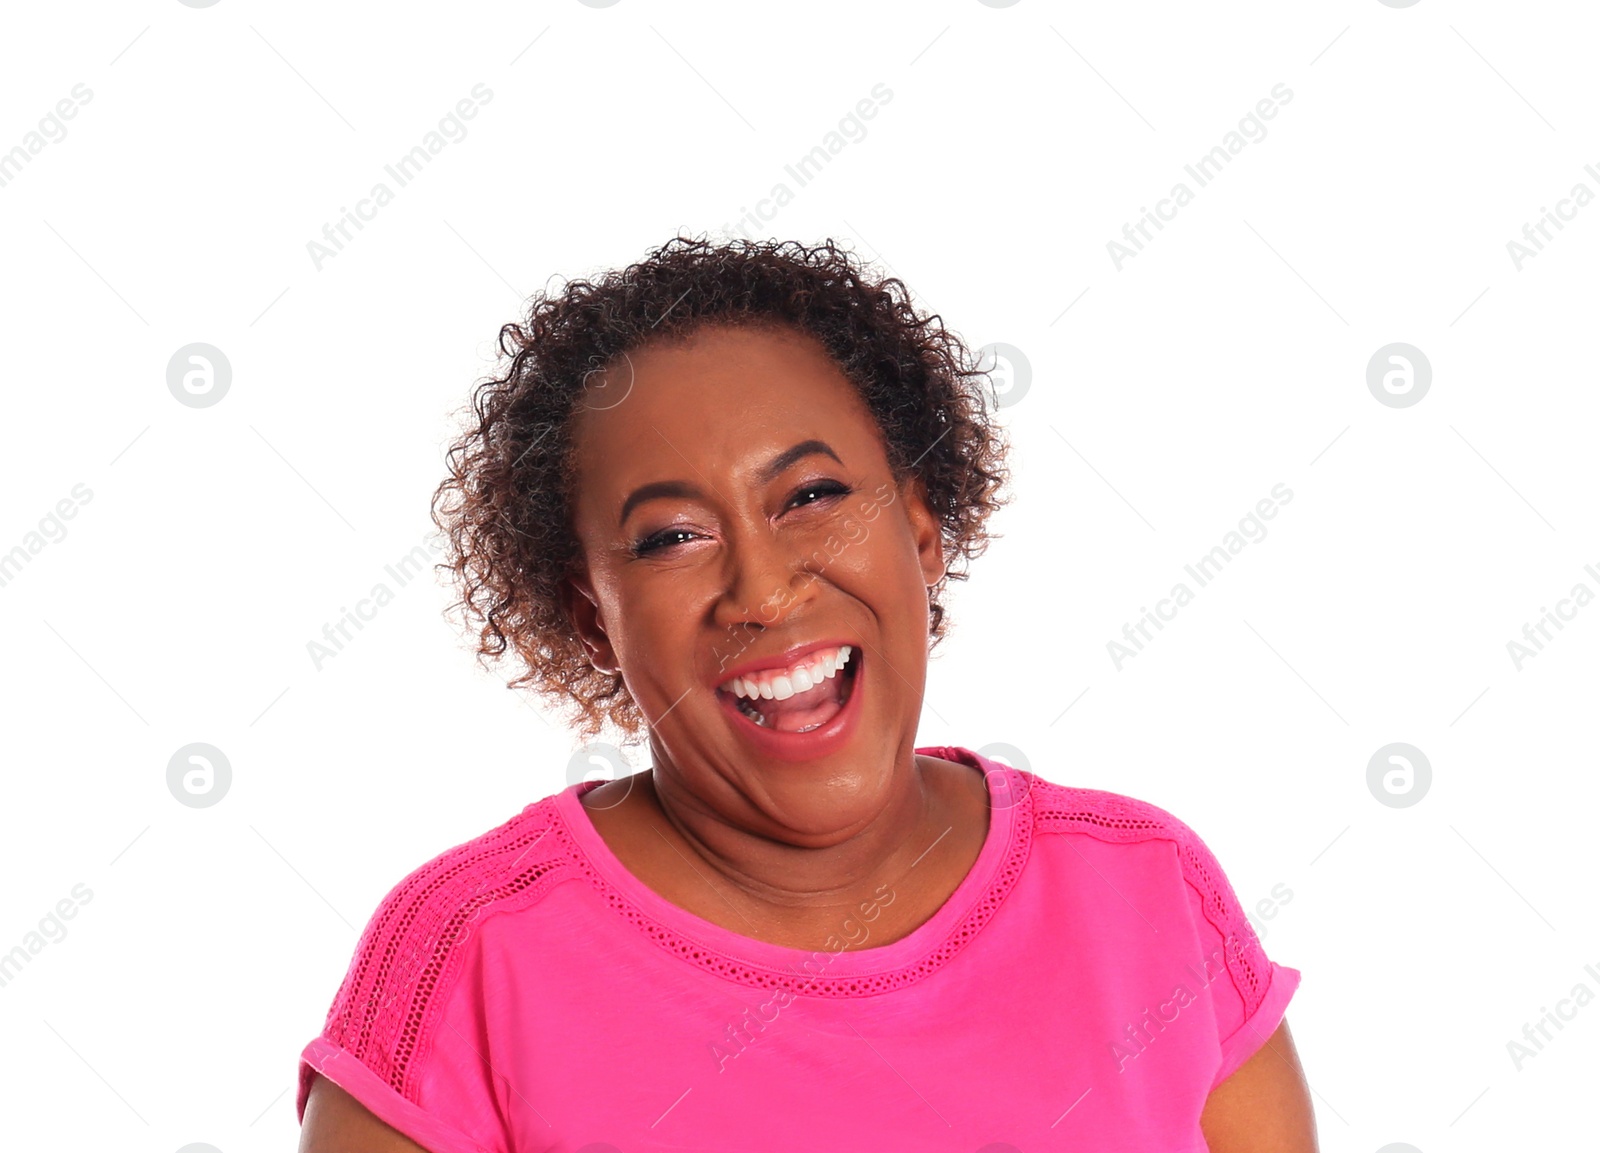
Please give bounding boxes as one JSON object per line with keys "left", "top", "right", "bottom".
{"left": 297, "top": 322, "right": 1318, "bottom": 1151}
{"left": 562, "top": 321, "right": 988, "bottom": 951}
{"left": 576, "top": 764, "right": 990, "bottom": 951}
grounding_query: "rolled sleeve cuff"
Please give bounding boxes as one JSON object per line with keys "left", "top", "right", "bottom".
{"left": 1211, "top": 961, "right": 1302, "bottom": 1092}
{"left": 298, "top": 1036, "right": 496, "bottom": 1153}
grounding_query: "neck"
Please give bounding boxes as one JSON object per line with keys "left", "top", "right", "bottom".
{"left": 577, "top": 748, "right": 988, "bottom": 952}
{"left": 645, "top": 751, "right": 952, "bottom": 919}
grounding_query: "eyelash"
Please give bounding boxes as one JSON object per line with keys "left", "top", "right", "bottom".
{"left": 630, "top": 480, "right": 853, "bottom": 557}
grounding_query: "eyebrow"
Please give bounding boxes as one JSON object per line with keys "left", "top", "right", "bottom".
{"left": 617, "top": 439, "right": 843, "bottom": 527}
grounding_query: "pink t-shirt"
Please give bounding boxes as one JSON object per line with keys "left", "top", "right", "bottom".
{"left": 297, "top": 746, "right": 1301, "bottom": 1152}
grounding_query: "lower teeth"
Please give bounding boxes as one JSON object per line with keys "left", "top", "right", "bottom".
{"left": 732, "top": 660, "right": 855, "bottom": 734}
{"left": 734, "top": 698, "right": 829, "bottom": 734}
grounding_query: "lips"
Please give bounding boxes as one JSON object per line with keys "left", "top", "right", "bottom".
{"left": 712, "top": 639, "right": 866, "bottom": 762}
{"left": 713, "top": 637, "right": 859, "bottom": 689}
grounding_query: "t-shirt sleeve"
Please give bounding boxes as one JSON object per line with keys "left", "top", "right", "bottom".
{"left": 1162, "top": 811, "right": 1302, "bottom": 1091}
{"left": 296, "top": 856, "right": 510, "bottom": 1153}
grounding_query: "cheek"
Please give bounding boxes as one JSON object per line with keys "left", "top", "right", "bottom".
{"left": 621, "top": 567, "right": 719, "bottom": 625}
{"left": 827, "top": 514, "right": 922, "bottom": 591}
{"left": 600, "top": 565, "right": 706, "bottom": 655}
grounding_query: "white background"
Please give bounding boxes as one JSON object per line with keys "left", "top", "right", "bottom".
{"left": 1, "top": 1, "right": 1596, "bottom": 1150}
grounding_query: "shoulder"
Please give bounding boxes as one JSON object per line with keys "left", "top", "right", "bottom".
{"left": 298, "top": 794, "right": 573, "bottom": 1121}
{"left": 1022, "top": 774, "right": 1255, "bottom": 952}
{"left": 332, "top": 794, "right": 573, "bottom": 1005}
{"left": 1020, "top": 771, "right": 1282, "bottom": 1020}
{"left": 1025, "top": 772, "right": 1208, "bottom": 857}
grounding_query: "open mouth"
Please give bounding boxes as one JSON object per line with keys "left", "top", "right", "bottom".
{"left": 717, "top": 644, "right": 861, "bottom": 735}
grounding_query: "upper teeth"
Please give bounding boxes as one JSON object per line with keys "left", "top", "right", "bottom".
{"left": 722, "top": 645, "right": 853, "bottom": 701}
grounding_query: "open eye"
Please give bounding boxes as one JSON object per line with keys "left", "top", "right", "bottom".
{"left": 630, "top": 527, "right": 700, "bottom": 557}
{"left": 787, "top": 479, "right": 852, "bottom": 510}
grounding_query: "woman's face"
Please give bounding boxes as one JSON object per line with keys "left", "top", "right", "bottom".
{"left": 563, "top": 322, "right": 946, "bottom": 836}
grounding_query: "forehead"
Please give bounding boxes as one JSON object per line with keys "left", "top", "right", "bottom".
{"left": 568, "top": 323, "right": 885, "bottom": 500}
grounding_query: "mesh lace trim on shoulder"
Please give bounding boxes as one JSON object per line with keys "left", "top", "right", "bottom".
{"left": 1028, "top": 778, "right": 1269, "bottom": 1020}
{"left": 320, "top": 804, "right": 576, "bottom": 1103}
{"left": 557, "top": 767, "right": 1034, "bottom": 997}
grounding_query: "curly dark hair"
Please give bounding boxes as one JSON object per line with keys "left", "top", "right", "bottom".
{"left": 429, "top": 234, "right": 1013, "bottom": 740}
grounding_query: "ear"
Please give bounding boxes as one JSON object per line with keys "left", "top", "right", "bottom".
{"left": 900, "top": 474, "right": 947, "bottom": 589}
{"left": 560, "top": 569, "right": 620, "bottom": 676}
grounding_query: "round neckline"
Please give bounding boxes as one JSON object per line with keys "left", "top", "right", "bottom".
{"left": 550, "top": 744, "right": 1032, "bottom": 991}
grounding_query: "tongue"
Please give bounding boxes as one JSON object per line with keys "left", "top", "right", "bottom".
{"left": 750, "top": 671, "right": 847, "bottom": 733}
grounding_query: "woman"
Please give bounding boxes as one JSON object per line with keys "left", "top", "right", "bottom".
{"left": 295, "top": 237, "right": 1316, "bottom": 1152}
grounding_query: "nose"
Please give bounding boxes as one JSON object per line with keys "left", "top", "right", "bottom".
{"left": 711, "top": 516, "right": 821, "bottom": 635}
